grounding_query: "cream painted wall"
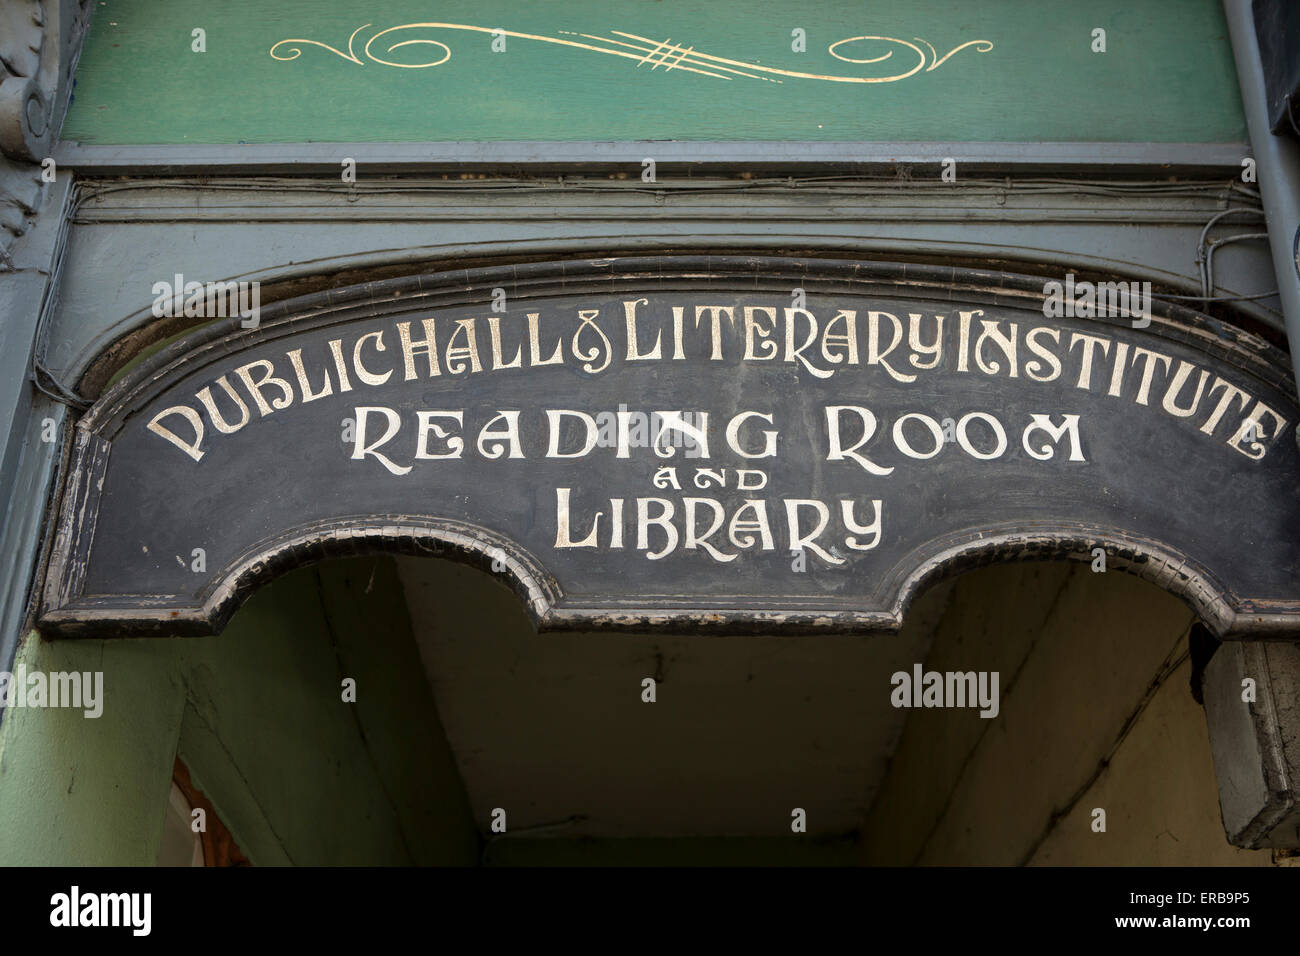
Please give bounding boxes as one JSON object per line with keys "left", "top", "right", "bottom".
{"left": 861, "top": 562, "right": 1273, "bottom": 866}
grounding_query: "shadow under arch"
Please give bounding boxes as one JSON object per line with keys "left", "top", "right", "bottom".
{"left": 886, "top": 522, "right": 1243, "bottom": 641}
{"left": 49, "top": 515, "right": 563, "bottom": 639}
{"left": 859, "top": 552, "right": 1238, "bottom": 866}
{"left": 43, "top": 515, "right": 1259, "bottom": 643}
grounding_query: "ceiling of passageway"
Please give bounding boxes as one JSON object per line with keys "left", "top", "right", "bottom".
{"left": 397, "top": 556, "right": 948, "bottom": 839}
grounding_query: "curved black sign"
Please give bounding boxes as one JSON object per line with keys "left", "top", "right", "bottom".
{"left": 40, "top": 257, "right": 1300, "bottom": 638}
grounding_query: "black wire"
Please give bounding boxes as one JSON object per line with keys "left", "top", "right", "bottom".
{"left": 31, "top": 368, "right": 90, "bottom": 412}
{"left": 1152, "top": 290, "right": 1279, "bottom": 302}
{"left": 27, "top": 183, "right": 92, "bottom": 412}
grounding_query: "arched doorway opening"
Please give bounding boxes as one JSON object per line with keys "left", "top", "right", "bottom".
{"left": 5, "top": 550, "right": 1273, "bottom": 865}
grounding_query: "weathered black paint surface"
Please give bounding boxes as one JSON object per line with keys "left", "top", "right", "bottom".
{"left": 39, "top": 257, "right": 1300, "bottom": 638}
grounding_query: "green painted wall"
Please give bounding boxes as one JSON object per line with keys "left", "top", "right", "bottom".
{"left": 0, "top": 552, "right": 868, "bottom": 866}
{"left": 62, "top": 0, "right": 1244, "bottom": 145}
{"left": 0, "top": 558, "right": 479, "bottom": 866}
{"left": 0, "top": 630, "right": 184, "bottom": 865}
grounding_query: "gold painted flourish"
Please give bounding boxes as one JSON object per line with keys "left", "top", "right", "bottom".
{"left": 269, "top": 23, "right": 993, "bottom": 83}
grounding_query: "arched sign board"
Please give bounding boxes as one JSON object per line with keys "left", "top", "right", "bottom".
{"left": 39, "top": 257, "right": 1300, "bottom": 639}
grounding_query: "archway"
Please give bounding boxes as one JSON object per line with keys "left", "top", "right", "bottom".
{"left": 24, "top": 254, "right": 1300, "bottom": 862}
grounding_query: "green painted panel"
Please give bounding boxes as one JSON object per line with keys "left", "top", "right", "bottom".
{"left": 0, "top": 633, "right": 183, "bottom": 866}
{"left": 62, "top": 0, "right": 1244, "bottom": 145}
{"left": 175, "top": 560, "right": 480, "bottom": 866}
{"left": 0, "top": 558, "right": 479, "bottom": 866}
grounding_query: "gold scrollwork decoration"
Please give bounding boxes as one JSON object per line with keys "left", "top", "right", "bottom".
{"left": 269, "top": 22, "right": 993, "bottom": 83}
